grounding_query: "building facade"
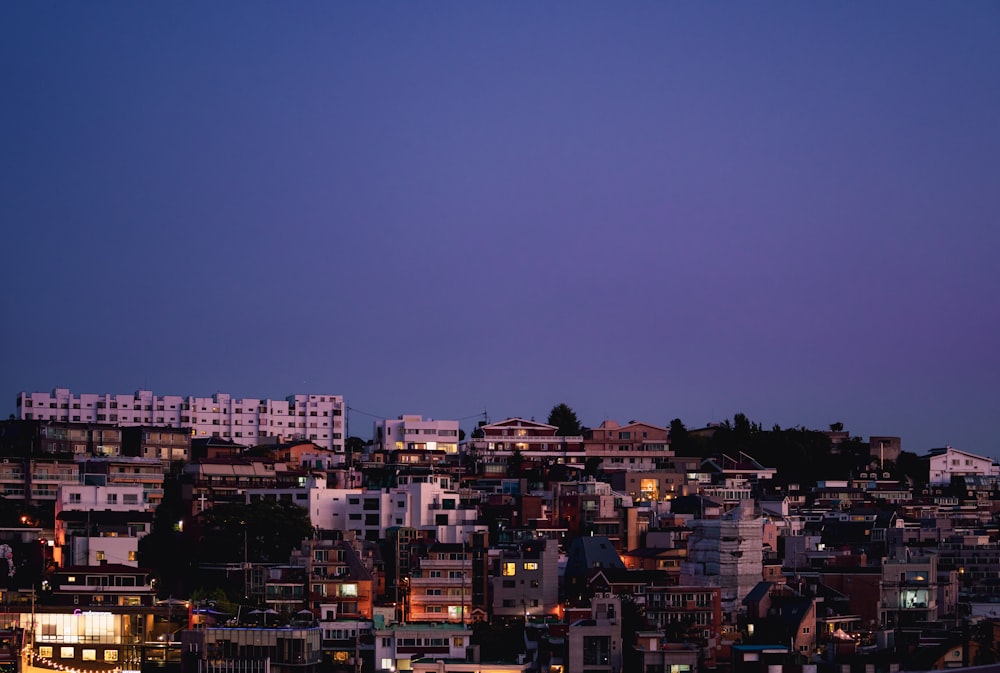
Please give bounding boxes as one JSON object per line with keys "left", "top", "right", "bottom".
{"left": 17, "top": 389, "right": 346, "bottom": 453}
{"left": 374, "top": 415, "right": 460, "bottom": 455}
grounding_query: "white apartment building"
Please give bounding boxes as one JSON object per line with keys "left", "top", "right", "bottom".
{"left": 927, "top": 446, "right": 999, "bottom": 486}
{"left": 373, "top": 415, "right": 460, "bottom": 455}
{"left": 249, "top": 474, "right": 485, "bottom": 543}
{"left": 54, "top": 484, "right": 153, "bottom": 567}
{"left": 16, "top": 388, "right": 346, "bottom": 452}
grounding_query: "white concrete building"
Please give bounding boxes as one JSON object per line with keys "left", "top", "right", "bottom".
{"left": 55, "top": 483, "right": 153, "bottom": 567}
{"left": 926, "top": 446, "right": 999, "bottom": 486}
{"left": 250, "top": 474, "right": 484, "bottom": 544}
{"left": 374, "top": 415, "right": 460, "bottom": 455}
{"left": 16, "top": 388, "right": 346, "bottom": 452}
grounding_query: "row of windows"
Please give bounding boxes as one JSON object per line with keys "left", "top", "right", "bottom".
{"left": 501, "top": 562, "right": 539, "bottom": 576}
{"left": 36, "top": 646, "right": 119, "bottom": 662}
{"left": 67, "top": 493, "right": 140, "bottom": 505}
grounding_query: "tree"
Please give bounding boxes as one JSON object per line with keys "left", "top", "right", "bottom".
{"left": 547, "top": 403, "right": 582, "bottom": 436}
{"left": 198, "top": 499, "right": 314, "bottom": 565}
{"left": 829, "top": 422, "right": 845, "bottom": 433}
{"left": 345, "top": 436, "right": 366, "bottom": 457}
{"left": 583, "top": 456, "right": 603, "bottom": 478}
{"left": 506, "top": 448, "right": 524, "bottom": 478}
{"left": 668, "top": 418, "right": 691, "bottom": 455}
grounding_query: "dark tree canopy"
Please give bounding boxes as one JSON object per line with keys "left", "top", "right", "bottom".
{"left": 199, "top": 499, "right": 314, "bottom": 565}
{"left": 668, "top": 419, "right": 692, "bottom": 455}
{"left": 345, "top": 436, "right": 366, "bottom": 455}
{"left": 547, "top": 403, "right": 582, "bottom": 436}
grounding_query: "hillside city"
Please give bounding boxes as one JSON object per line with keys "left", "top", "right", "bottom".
{"left": 2, "top": 387, "right": 999, "bottom": 673}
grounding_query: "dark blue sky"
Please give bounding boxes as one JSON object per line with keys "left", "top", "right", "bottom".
{"left": 3, "top": 3, "right": 998, "bottom": 454}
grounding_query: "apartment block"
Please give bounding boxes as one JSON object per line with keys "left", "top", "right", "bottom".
{"left": 16, "top": 388, "right": 346, "bottom": 453}
{"left": 583, "top": 419, "right": 671, "bottom": 472}
{"left": 491, "top": 539, "right": 559, "bottom": 619}
{"left": 374, "top": 415, "right": 460, "bottom": 455}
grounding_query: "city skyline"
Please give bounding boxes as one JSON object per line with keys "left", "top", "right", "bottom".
{"left": 2, "top": 4, "right": 998, "bottom": 457}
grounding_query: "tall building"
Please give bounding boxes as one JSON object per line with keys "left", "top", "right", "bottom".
{"left": 680, "top": 502, "right": 764, "bottom": 621}
{"left": 16, "top": 388, "right": 346, "bottom": 453}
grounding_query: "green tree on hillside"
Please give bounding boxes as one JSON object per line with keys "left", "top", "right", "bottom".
{"left": 547, "top": 403, "right": 582, "bottom": 436}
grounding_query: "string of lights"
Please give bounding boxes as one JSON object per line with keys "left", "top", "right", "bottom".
{"left": 25, "top": 647, "right": 136, "bottom": 673}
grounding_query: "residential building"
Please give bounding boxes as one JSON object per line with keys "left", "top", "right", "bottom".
{"left": 644, "top": 585, "right": 723, "bottom": 668}
{"left": 680, "top": 503, "right": 764, "bottom": 620}
{"left": 880, "top": 552, "right": 938, "bottom": 628}
{"left": 374, "top": 623, "right": 473, "bottom": 673}
{"left": 374, "top": 415, "right": 460, "bottom": 455}
{"left": 567, "top": 593, "right": 623, "bottom": 673}
{"left": 466, "top": 418, "right": 585, "bottom": 475}
{"left": 180, "top": 626, "right": 323, "bottom": 673}
{"left": 17, "top": 388, "right": 346, "bottom": 452}
{"left": 121, "top": 426, "right": 191, "bottom": 467}
{"left": 583, "top": 419, "right": 671, "bottom": 472}
{"left": 407, "top": 542, "right": 478, "bottom": 623}
{"left": 926, "top": 446, "right": 999, "bottom": 486}
{"left": 49, "top": 563, "right": 156, "bottom": 608}
{"left": 82, "top": 456, "right": 166, "bottom": 509}
{"left": 54, "top": 483, "right": 152, "bottom": 567}
{"left": 491, "top": 539, "right": 559, "bottom": 620}
{"left": 290, "top": 536, "right": 376, "bottom": 620}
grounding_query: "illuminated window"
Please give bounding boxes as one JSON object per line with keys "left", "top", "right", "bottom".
{"left": 60, "top": 647, "right": 74, "bottom": 659}
{"left": 104, "top": 650, "right": 119, "bottom": 662}
{"left": 96, "top": 551, "right": 105, "bottom": 561}
{"left": 38, "top": 647, "right": 52, "bottom": 659}
{"left": 82, "top": 650, "right": 97, "bottom": 661}
{"left": 523, "top": 562, "right": 538, "bottom": 571}
{"left": 502, "top": 562, "right": 516, "bottom": 576}
{"left": 340, "top": 584, "right": 358, "bottom": 597}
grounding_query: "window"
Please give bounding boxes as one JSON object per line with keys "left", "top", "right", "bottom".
{"left": 107, "top": 494, "right": 117, "bottom": 504}
{"left": 96, "top": 551, "right": 105, "bottom": 561}
{"left": 128, "top": 551, "right": 137, "bottom": 561}
{"left": 502, "top": 562, "right": 516, "bottom": 576}
{"left": 60, "top": 647, "right": 74, "bottom": 659}
{"left": 69, "top": 493, "right": 81, "bottom": 503}
{"left": 524, "top": 562, "right": 538, "bottom": 570}
{"left": 82, "top": 650, "right": 97, "bottom": 661}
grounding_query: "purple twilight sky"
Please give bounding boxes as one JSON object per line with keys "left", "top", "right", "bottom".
{"left": 2, "top": 3, "right": 998, "bottom": 455}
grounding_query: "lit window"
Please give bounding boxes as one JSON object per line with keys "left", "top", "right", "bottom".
{"left": 502, "top": 562, "right": 516, "bottom": 576}
{"left": 524, "top": 562, "right": 538, "bottom": 571}
{"left": 82, "top": 650, "right": 97, "bottom": 661}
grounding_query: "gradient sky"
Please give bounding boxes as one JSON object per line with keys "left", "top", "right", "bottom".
{"left": 2, "top": 3, "right": 998, "bottom": 455}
